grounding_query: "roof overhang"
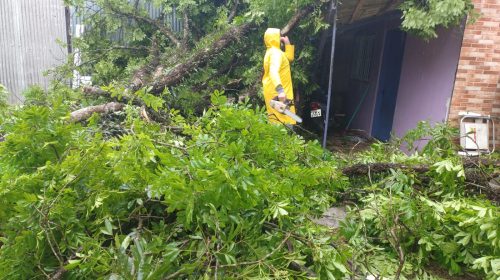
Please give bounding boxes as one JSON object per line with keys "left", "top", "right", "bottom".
{"left": 336, "top": 0, "right": 401, "bottom": 25}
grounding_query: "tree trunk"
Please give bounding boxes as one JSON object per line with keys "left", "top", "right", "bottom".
{"left": 146, "top": 23, "right": 253, "bottom": 93}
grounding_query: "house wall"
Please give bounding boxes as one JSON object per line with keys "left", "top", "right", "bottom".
{"left": 0, "top": 0, "right": 68, "bottom": 103}
{"left": 392, "top": 27, "right": 465, "bottom": 138}
{"left": 449, "top": 0, "right": 500, "bottom": 148}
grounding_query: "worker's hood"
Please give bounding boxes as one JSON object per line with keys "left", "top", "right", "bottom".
{"left": 264, "top": 28, "right": 281, "bottom": 48}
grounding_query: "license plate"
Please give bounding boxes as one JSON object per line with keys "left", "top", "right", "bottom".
{"left": 311, "top": 109, "right": 322, "bottom": 118}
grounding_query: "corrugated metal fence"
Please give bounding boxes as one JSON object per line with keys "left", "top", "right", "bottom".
{"left": 0, "top": 0, "right": 181, "bottom": 104}
{"left": 0, "top": 0, "right": 68, "bottom": 103}
{"left": 71, "top": 1, "right": 183, "bottom": 42}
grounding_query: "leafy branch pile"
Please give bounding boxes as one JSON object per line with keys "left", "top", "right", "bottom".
{"left": 0, "top": 89, "right": 349, "bottom": 279}
{"left": 0, "top": 0, "right": 492, "bottom": 279}
{"left": 0, "top": 87, "right": 498, "bottom": 279}
{"left": 340, "top": 124, "right": 499, "bottom": 280}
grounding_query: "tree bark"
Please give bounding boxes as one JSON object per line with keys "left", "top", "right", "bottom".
{"left": 146, "top": 23, "right": 253, "bottom": 93}
{"left": 281, "top": 4, "right": 316, "bottom": 36}
{"left": 70, "top": 102, "right": 125, "bottom": 122}
{"left": 182, "top": 12, "right": 190, "bottom": 48}
{"left": 82, "top": 86, "right": 109, "bottom": 97}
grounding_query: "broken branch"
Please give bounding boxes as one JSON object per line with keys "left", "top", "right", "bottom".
{"left": 182, "top": 12, "right": 190, "bottom": 47}
{"left": 70, "top": 102, "right": 125, "bottom": 122}
{"left": 281, "top": 4, "right": 316, "bottom": 36}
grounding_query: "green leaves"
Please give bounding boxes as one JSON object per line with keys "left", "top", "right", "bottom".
{"left": 209, "top": 90, "right": 227, "bottom": 106}
{"left": 343, "top": 161, "right": 499, "bottom": 279}
{"left": 0, "top": 87, "right": 349, "bottom": 279}
{"left": 135, "top": 88, "right": 165, "bottom": 111}
{"left": 400, "top": 0, "right": 476, "bottom": 39}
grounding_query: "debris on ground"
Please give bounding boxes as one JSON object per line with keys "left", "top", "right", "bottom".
{"left": 312, "top": 206, "right": 347, "bottom": 229}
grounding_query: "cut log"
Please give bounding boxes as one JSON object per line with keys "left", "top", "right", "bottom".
{"left": 70, "top": 102, "right": 125, "bottom": 122}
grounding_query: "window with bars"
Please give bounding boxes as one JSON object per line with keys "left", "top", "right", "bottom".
{"left": 351, "top": 34, "right": 375, "bottom": 81}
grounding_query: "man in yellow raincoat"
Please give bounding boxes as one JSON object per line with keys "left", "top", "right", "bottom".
{"left": 262, "top": 28, "right": 296, "bottom": 125}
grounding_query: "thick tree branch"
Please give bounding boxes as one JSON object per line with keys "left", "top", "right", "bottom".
{"left": 281, "top": 4, "right": 316, "bottom": 36}
{"left": 86, "top": 4, "right": 318, "bottom": 103}
{"left": 342, "top": 163, "right": 430, "bottom": 176}
{"left": 144, "top": 5, "right": 317, "bottom": 93}
{"left": 82, "top": 85, "right": 109, "bottom": 97}
{"left": 146, "top": 23, "right": 253, "bottom": 92}
{"left": 342, "top": 160, "right": 500, "bottom": 200}
{"left": 342, "top": 159, "right": 500, "bottom": 177}
{"left": 70, "top": 102, "right": 125, "bottom": 122}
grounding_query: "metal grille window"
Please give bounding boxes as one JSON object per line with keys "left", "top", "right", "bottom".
{"left": 351, "top": 34, "right": 375, "bottom": 81}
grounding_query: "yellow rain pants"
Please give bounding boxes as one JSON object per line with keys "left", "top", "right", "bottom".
{"left": 262, "top": 28, "right": 296, "bottom": 125}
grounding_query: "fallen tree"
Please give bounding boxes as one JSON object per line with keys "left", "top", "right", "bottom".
{"left": 74, "top": 1, "right": 321, "bottom": 120}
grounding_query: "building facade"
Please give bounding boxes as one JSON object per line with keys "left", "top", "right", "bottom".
{"left": 324, "top": 0, "right": 499, "bottom": 149}
{"left": 449, "top": 0, "right": 500, "bottom": 148}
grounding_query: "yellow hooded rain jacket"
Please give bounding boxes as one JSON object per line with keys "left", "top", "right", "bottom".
{"left": 262, "top": 28, "right": 296, "bottom": 125}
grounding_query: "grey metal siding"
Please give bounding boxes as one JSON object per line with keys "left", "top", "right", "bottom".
{"left": 0, "top": 0, "right": 68, "bottom": 104}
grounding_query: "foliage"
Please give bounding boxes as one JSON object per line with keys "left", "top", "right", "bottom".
{"left": 400, "top": 121, "right": 459, "bottom": 158}
{"left": 340, "top": 123, "right": 499, "bottom": 279}
{"left": 400, "top": 0, "right": 477, "bottom": 39}
{"left": 1, "top": 1, "right": 495, "bottom": 279}
{"left": 0, "top": 88, "right": 350, "bottom": 279}
{"left": 0, "top": 84, "right": 9, "bottom": 120}
{"left": 342, "top": 172, "right": 499, "bottom": 279}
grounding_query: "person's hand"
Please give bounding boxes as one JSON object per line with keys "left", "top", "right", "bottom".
{"left": 280, "top": 36, "right": 290, "bottom": 45}
{"left": 278, "top": 92, "right": 286, "bottom": 102}
{"left": 276, "top": 85, "right": 286, "bottom": 102}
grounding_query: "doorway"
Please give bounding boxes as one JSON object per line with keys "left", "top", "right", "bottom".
{"left": 371, "top": 29, "right": 406, "bottom": 141}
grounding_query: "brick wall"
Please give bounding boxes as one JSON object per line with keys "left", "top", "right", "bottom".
{"left": 449, "top": 0, "right": 500, "bottom": 149}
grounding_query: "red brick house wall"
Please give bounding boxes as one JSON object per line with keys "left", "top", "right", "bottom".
{"left": 449, "top": 0, "right": 500, "bottom": 149}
